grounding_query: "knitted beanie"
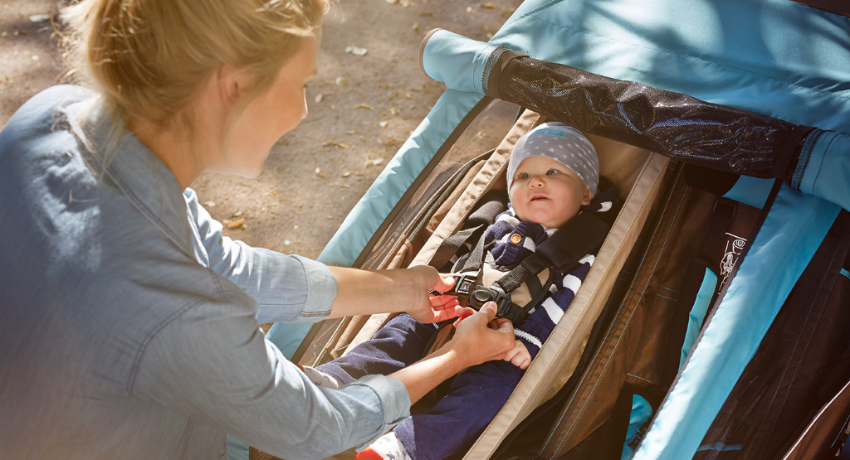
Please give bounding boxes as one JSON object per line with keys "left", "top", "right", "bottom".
{"left": 507, "top": 122, "right": 599, "bottom": 196}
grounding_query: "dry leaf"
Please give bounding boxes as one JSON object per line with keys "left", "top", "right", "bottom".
{"left": 389, "top": 107, "right": 400, "bottom": 115}
{"left": 378, "top": 137, "right": 397, "bottom": 146}
{"left": 412, "top": 22, "right": 419, "bottom": 31}
{"left": 204, "top": 201, "right": 216, "bottom": 207}
{"left": 482, "top": 2, "right": 496, "bottom": 8}
{"left": 29, "top": 14, "right": 50, "bottom": 22}
{"left": 223, "top": 218, "right": 245, "bottom": 229}
{"left": 501, "top": 7, "right": 516, "bottom": 16}
{"left": 365, "top": 158, "right": 385, "bottom": 166}
{"left": 379, "top": 120, "right": 389, "bottom": 128}
{"left": 342, "top": 171, "right": 352, "bottom": 177}
{"left": 354, "top": 103, "right": 373, "bottom": 110}
{"left": 346, "top": 130, "right": 357, "bottom": 135}
{"left": 399, "top": 0, "right": 411, "bottom": 6}
{"left": 466, "top": 6, "right": 476, "bottom": 13}
{"left": 322, "top": 140, "right": 350, "bottom": 149}
{"left": 314, "top": 93, "right": 324, "bottom": 103}
{"left": 487, "top": 33, "right": 494, "bottom": 39}
{"left": 394, "top": 91, "right": 412, "bottom": 99}
{"left": 335, "top": 76, "right": 348, "bottom": 86}
{"left": 419, "top": 11, "right": 434, "bottom": 16}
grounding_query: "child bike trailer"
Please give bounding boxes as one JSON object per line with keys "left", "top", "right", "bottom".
{"left": 248, "top": 0, "right": 850, "bottom": 459}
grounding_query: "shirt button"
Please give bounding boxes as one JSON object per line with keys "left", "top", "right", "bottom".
{"left": 510, "top": 233, "right": 522, "bottom": 244}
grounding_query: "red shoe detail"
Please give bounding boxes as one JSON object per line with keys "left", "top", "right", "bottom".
{"left": 356, "top": 448, "right": 384, "bottom": 460}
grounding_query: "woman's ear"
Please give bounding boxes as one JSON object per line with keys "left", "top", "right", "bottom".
{"left": 217, "top": 64, "right": 241, "bottom": 110}
{"left": 581, "top": 187, "right": 593, "bottom": 206}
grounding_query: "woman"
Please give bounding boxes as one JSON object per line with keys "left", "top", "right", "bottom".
{"left": 0, "top": 0, "right": 516, "bottom": 459}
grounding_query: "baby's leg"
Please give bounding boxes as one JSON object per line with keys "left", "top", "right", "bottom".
{"left": 392, "top": 360, "right": 525, "bottom": 460}
{"left": 316, "top": 314, "right": 438, "bottom": 385}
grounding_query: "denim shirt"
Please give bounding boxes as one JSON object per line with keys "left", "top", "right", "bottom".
{"left": 0, "top": 86, "right": 410, "bottom": 460}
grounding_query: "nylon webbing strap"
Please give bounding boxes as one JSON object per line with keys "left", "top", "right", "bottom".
{"left": 494, "top": 255, "right": 550, "bottom": 295}
{"left": 459, "top": 228, "right": 488, "bottom": 274}
{"left": 429, "top": 224, "right": 483, "bottom": 270}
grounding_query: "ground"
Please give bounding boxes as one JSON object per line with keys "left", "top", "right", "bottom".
{"left": 0, "top": 0, "right": 520, "bottom": 260}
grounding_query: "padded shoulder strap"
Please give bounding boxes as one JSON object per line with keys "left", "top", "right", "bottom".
{"left": 537, "top": 212, "right": 611, "bottom": 271}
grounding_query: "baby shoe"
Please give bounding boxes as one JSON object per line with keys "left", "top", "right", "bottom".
{"left": 356, "top": 432, "right": 411, "bottom": 460}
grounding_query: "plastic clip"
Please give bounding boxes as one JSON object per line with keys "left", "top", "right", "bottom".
{"left": 430, "top": 273, "right": 476, "bottom": 297}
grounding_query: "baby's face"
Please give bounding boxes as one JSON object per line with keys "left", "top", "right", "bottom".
{"left": 509, "top": 156, "right": 592, "bottom": 229}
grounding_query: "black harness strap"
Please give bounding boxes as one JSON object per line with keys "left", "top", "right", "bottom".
{"left": 429, "top": 224, "right": 484, "bottom": 271}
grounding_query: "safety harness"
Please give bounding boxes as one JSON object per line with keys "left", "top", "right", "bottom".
{"left": 430, "top": 182, "right": 617, "bottom": 326}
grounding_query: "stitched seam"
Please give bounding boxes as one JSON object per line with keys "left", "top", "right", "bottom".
{"left": 101, "top": 163, "right": 189, "bottom": 257}
{"left": 127, "top": 285, "right": 236, "bottom": 394}
{"left": 126, "top": 296, "right": 210, "bottom": 394}
{"left": 538, "top": 162, "right": 678, "bottom": 456}
{"left": 657, "top": 286, "right": 681, "bottom": 294}
{"left": 810, "top": 131, "right": 838, "bottom": 194}
{"left": 792, "top": 130, "right": 823, "bottom": 190}
{"left": 627, "top": 373, "right": 658, "bottom": 386}
{"left": 522, "top": 16, "right": 850, "bottom": 101}
{"left": 753, "top": 239, "right": 847, "bottom": 459}
{"left": 654, "top": 293, "right": 679, "bottom": 302}
{"left": 548, "top": 179, "right": 689, "bottom": 456}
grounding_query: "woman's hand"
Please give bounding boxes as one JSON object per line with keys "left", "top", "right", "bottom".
{"left": 446, "top": 302, "right": 516, "bottom": 368}
{"left": 390, "top": 301, "right": 517, "bottom": 403}
{"left": 326, "top": 265, "right": 471, "bottom": 322}
{"left": 404, "top": 266, "right": 473, "bottom": 324}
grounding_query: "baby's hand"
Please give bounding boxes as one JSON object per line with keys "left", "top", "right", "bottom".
{"left": 503, "top": 340, "right": 532, "bottom": 370}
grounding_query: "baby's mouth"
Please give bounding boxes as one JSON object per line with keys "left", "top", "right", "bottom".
{"left": 530, "top": 195, "right": 549, "bottom": 202}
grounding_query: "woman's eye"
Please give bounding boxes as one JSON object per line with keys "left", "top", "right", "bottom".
{"left": 547, "top": 169, "right": 559, "bottom": 176}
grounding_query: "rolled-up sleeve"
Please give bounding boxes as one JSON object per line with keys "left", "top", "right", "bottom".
{"left": 183, "top": 189, "right": 336, "bottom": 323}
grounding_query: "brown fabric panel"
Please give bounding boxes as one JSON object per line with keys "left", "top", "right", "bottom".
{"left": 696, "top": 211, "right": 850, "bottom": 460}
{"left": 537, "top": 170, "right": 691, "bottom": 456}
{"left": 539, "top": 172, "right": 763, "bottom": 457}
{"left": 783, "top": 379, "right": 850, "bottom": 460}
{"left": 789, "top": 0, "right": 850, "bottom": 16}
{"left": 425, "top": 160, "right": 487, "bottom": 237}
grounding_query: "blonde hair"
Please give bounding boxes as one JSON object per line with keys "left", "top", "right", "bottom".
{"left": 62, "top": 0, "right": 326, "bottom": 133}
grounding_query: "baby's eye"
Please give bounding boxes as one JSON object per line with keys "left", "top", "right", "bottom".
{"left": 546, "top": 169, "right": 560, "bottom": 176}
{"left": 519, "top": 172, "right": 529, "bottom": 180}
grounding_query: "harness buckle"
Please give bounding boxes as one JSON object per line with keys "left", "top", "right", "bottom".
{"left": 468, "top": 286, "right": 524, "bottom": 322}
{"left": 430, "top": 273, "right": 476, "bottom": 297}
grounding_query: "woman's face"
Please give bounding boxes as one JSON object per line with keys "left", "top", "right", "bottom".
{"left": 219, "top": 35, "right": 319, "bottom": 177}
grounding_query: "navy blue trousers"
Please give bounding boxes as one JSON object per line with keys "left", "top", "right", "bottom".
{"left": 318, "top": 314, "right": 524, "bottom": 460}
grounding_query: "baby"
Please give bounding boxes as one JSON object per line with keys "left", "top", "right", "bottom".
{"left": 308, "top": 122, "right": 614, "bottom": 460}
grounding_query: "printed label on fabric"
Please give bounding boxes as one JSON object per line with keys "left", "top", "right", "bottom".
{"left": 720, "top": 232, "right": 747, "bottom": 288}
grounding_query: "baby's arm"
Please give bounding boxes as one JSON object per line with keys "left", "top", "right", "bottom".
{"left": 503, "top": 339, "right": 532, "bottom": 370}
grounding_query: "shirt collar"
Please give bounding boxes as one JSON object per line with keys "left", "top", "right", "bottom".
{"left": 65, "top": 96, "right": 197, "bottom": 260}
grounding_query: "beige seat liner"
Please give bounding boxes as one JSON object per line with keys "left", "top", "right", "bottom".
{"left": 343, "top": 110, "right": 670, "bottom": 459}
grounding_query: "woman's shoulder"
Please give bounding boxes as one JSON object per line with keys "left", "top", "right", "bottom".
{"left": 5, "top": 85, "right": 94, "bottom": 126}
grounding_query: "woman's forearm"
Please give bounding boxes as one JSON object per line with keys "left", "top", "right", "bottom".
{"left": 389, "top": 346, "right": 467, "bottom": 404}
{"left": 326, "top": 266, "right": 422, "bottom": 319}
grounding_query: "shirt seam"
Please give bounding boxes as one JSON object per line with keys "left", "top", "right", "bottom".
{"left": 126, "top": 272, "right": 228, "bottom": 394}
